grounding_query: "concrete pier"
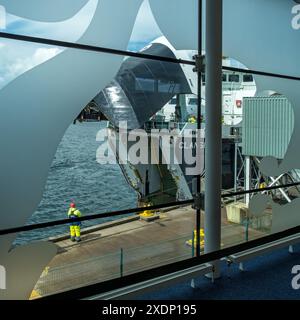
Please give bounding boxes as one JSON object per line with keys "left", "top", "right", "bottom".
{"left": 32, "top": 206, "right": 266, "bottom": 298}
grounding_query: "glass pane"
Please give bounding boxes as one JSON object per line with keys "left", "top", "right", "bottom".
{"left": 0, "top": 32, "right": 199, "bottom": 297}
{"left": 149, "top": 0, "right": 198, "bottom": 51}
{"left": 223, "top": 0, "right": 300, "bottom": 79}
{"left": 0, "top": 0, "right": 195, "bottom": 58}
{"left": 221, "top": 68, "right": 300, "bottom": 248}
{"left": 2, "top": 0, "right": 146, "bottom": 51}
{"left": 0, "top": 39, "right": 133, "bottom": 299}
{"left": 221, "top": 0, "right": 300, "bottom": 250}
{"left": 23, "top": 204, "right": 196, "bottom": 298}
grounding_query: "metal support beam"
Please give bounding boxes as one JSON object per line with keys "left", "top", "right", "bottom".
{"left": 245, "top": 156, "right": 251, "bottom": 205}
{"left": 204, "top": 0, "right": 223, "bottom": 278}
{"left": 261, "top": 172, "right": 292, "bottom": 203}
{"left": 237, "top": 147, "right": 245, "bottom": 183}
{"left": 195, "top": 0, "right": 203, "bottom": 259}
{"left": 234, "top": 141, "right": 238, "bottom": 202}
{"left": 269, "top": 176, "right": 291, "bottom": 203}
{"left": 256, "top": 157, "right": 292, "bottom": 203}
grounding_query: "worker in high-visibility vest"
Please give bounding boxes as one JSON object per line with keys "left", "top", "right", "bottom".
{"left": 68, "top": 203, "right": 82, "bottom": 242}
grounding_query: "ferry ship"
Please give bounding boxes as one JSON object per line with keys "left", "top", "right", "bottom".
{"left": 92, "top": 37, "right": 256, "bottom": 206}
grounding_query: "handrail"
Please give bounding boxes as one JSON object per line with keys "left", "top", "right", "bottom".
{"left": 1, "top": 32, "right": 300, "bottom": 81}
{"left": 0, "top": 32, "right": 195, "bottom": 66}
{"left": 1, "top": 182, "right": 300, "bottom": 236}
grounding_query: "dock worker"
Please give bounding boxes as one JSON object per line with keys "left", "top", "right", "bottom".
{"left": 68, "top": 203, "right": 82, "bottom": 242}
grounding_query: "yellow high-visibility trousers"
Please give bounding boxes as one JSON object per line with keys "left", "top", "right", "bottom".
{"left": 74, "top": 226, "right": 81, "bottom": 238}
{"left": 70, "top": 226, "right": 75, "bottom": 237}
{"left": 70, "top": 226, "right": 81, "bottom": 240}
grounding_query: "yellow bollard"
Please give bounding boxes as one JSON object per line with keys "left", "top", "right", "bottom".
{"left": 139, "top": 202, "right": 160, "bottom": 222}
{"left": 186, "top": 228, "right": 205, "bottom": 248}
{"left": 139, "top": 203, "right": 154, "bottom": 218}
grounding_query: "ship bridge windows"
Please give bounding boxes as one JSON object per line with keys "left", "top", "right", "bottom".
{"left": 202, "top": 73, "right": 227, "bottom": 83}
{"left": 243, "top": 74, "right": 254, "bottom": 82}
{"left": 228, "top": 74, "right": 240, "bottom": 82}
{"left": 134, "top": 77, "right": 181, "bottom": 94}
{"left": 158, "top": 80, "right": 180, "bottom": 93}
{"left": 135, "top": 77, "right": 155, "bottom": 92}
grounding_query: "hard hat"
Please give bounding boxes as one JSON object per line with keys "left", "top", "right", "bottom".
{"left": 70, "top": 203, "right": 76, "bottom": 208}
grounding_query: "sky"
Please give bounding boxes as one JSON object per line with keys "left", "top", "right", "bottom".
{"left": 0, "top": 0, "right": 162, "bottom": 89}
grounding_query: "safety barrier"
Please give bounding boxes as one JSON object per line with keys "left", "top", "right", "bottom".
{"left": 227, "top": 233, "right": 300, "bottom": 271}
{"left": 88, "top": 263, "right": 213, "bottom": 300}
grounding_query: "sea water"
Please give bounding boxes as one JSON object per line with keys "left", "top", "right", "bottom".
{"left": 16, "top": 122, "right": 137, "bottom": 245}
